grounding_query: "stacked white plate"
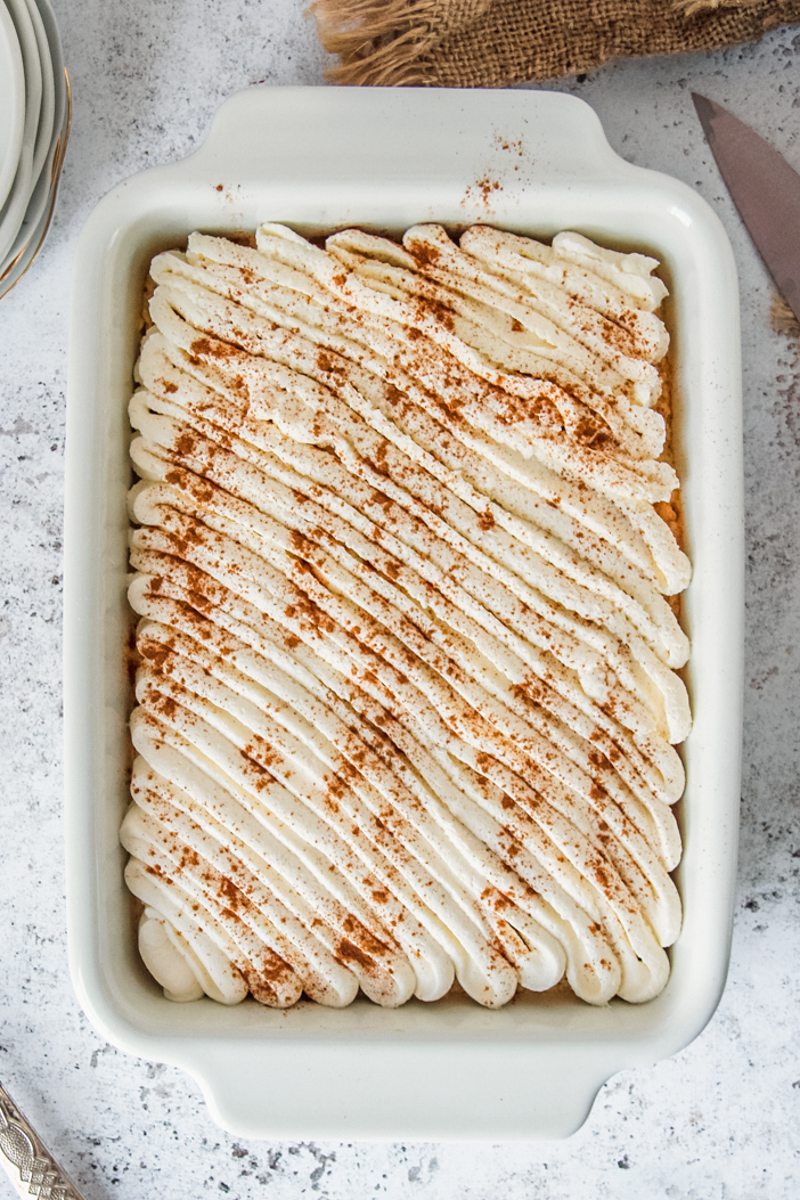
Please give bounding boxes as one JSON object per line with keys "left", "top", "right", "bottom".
{"left": 0, "top": 0, "right": 69, "bottom": 299}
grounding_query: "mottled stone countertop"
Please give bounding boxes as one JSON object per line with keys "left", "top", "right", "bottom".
{"left": 1, "top": 2, "right": 798, "bottom": 1196}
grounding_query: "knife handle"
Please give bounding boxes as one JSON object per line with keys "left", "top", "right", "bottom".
{"left": 0, "top": 1084, "right": 84, "bottom": 1200}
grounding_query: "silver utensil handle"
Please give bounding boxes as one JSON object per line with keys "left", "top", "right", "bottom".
{"left": 0, "top": 1084, "right": 83, "bottom": 1200}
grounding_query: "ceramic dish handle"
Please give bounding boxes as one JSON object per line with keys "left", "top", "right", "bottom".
{"left": 186, "top": 1041, "right": 624, "bottom": 1141}
{"left": 187, "top": 86, "right": 624, "bottom": 187}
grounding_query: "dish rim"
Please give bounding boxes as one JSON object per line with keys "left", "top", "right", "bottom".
{"left": 64, "top": 85, "right": 744, "bottom": 1139}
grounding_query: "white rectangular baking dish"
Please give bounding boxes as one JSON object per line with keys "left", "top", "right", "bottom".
{"left": 65, "top": 86, "right": 743, "bottom": 1140}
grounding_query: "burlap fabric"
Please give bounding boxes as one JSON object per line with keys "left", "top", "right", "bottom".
{"left": 311, "top": 0, "right": 800, "bottom": 87}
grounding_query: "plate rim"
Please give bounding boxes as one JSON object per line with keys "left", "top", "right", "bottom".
{"left": 0, "top": 0, "right": 26, "bottom": 210}
{"left": 4, "top": 0, "right": 43, "bottom": 159}
{"left": 24, "top": 0, "right": 55, "bottom": 182}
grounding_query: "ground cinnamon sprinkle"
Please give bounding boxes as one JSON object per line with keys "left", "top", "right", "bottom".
{"left": 191, "top": 335, "right": 242, "bottom": 361}
{"left": 178, "top": 847, "right": 201, "bottom": 871}
{"left": 151, "top": 692, "right": 179, "bottom": 721}
{"left": 217, "top": 875, "right": 246, "bottom": 913}
{"left": 172, "top": 430, "right": 198, "bottom": 460}
{"left": 138, "top": 637, "right": 174, "bottom": 672}
{"left": 335, "top": 937, "right": 373, "bottom": 968}
{"left": 288, "top": 528, "right": 318, "bottom": 559}
{"left": 464, "top": 176, "right": 502, "bottom": 208}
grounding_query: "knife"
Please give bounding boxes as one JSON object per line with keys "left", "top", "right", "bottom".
{"left": 692, "top": 93, "right": 800, "bottom": 326}
{"left": 0, "top": 1082, "right": 84, "bottom": 1199}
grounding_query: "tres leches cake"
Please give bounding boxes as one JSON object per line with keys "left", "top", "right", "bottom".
{"left": 122, "top": 222, "right": 690, "bottom": 1010}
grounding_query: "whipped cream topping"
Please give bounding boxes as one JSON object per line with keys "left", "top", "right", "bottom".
{"left": 123, "top": 223, "right": 690, "bottom": 1009}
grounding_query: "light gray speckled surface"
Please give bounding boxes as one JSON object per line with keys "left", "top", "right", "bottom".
{"left": 1, "top": 3, "right": 799, "bottom": 1196}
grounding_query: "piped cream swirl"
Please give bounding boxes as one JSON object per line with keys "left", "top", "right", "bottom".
{"left": 123, "top": 223, "right": 689, "bottom": 1009}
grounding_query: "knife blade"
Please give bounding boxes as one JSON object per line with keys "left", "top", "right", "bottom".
{"left": 692, "top": 93, "right": 800, "bottom": 325}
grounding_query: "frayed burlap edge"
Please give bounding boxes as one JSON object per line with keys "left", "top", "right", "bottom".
{"left": 310, "top": 0, "right": 800, "bottom": 87}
